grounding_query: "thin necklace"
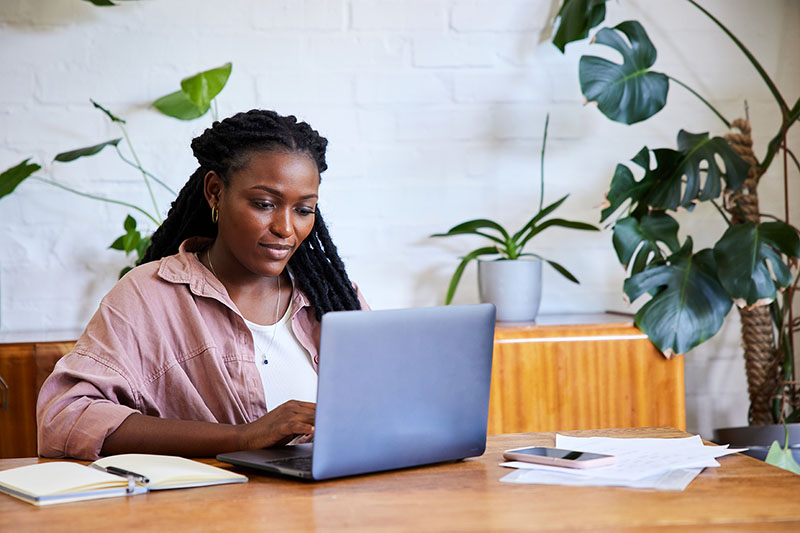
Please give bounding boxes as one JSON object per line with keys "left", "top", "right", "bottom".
{"left": 206, "top": 249, "right": 281, "bottom": 365}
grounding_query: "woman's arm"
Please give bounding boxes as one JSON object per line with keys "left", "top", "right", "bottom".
{"left": 101, "top": 400, "right": 316, "bottom": 457}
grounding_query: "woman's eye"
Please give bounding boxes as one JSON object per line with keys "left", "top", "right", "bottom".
{"left": 296, "top": 207, "right": 316, "bottom": 216}
{"left": 254, "top": 201, "right": 275, "bottom": 209}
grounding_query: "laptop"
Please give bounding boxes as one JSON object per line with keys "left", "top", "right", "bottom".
{"left": 217, "top": 303, "right": 496, "bottom": 481}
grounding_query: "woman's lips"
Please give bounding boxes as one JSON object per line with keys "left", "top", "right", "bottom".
{"left": 260, "top": 243, "right": 292, "bottom": 260}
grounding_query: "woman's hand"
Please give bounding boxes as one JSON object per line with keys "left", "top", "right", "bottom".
{"left": 238, "top": 400, "right": 316, "bottom": 449}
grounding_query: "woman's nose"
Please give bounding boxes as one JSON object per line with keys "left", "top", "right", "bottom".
{"left": 270, "top": 209, "right": 293, "bottom": 238}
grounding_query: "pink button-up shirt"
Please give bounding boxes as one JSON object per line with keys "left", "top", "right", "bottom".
{"left": 36, "top": 238, "right": 368, "bottom": 460}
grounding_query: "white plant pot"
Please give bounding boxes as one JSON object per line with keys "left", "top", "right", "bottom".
{"left": 477, "top": 258, "right": 542, "bottom": 322}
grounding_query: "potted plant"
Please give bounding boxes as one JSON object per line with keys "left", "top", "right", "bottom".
{"left": 552, "top": 0, "right": 800, "bottom": 471}
{"left": 431, "top": 115, "right": 599, "bottom": 321}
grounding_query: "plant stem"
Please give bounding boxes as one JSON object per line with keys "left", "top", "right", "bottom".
{"left": 30, "top": 175, "right": 160, "bottom": 226}
{"left": 118, "top": 122, "right": 162, "bottom": 223}
{"left": 114, "top": 146, "right": 177, "bottom": 196}
{"left": 212, "top": 98, "right": 219, "bottom": 122}
{"left": 760, "top": 97, "right": 800, "bottom": 173}
{"left": 668, "top": 76, "right": 730, "bottom": 129}
{"left": 709, "top": 198, "right": 731, "bottom": 226}
{"left": 787, "top": 147, "right": 800, "bottom": 175}
{"left": 686, "top": 0, "right": 788, "bottom": 115}
{"left": 539, "top": 113, "right": 550, "bottom": 213}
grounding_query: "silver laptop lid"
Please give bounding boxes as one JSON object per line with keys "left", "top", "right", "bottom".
{"left": 311, "top": 303, "right": 496, "bottom": 480}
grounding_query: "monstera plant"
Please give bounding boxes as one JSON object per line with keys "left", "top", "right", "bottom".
{"left": 552, "top": 0, "right": 800, "bottom": 468}
{"left": 0, "top": 63, "right": 232, "bottom": 277}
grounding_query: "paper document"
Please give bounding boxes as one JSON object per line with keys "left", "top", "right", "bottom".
{"left": 499, "top": 434, "right": 746, "bottom": 490}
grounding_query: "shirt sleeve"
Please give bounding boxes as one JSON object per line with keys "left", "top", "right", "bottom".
{"left": 36, "top": 299, "right": 143, "bottom": 460}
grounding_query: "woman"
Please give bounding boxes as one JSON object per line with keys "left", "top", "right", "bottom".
{"left": 37, "top": 109, "right": 367, "bottom": 460}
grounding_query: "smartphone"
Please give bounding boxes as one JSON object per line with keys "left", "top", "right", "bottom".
{"left": 503, "top": 446, "right": 616, "bottom": 469}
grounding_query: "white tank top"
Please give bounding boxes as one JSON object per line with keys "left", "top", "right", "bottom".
{"left": 244, "top": 298, "right": 318, "bottom": 412}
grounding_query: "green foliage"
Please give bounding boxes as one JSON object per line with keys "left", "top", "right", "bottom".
{"left": 432, "top": 116, "right": 599, "bottom": 304}
{"left": 153, "top": 63, "right": 232, "bottom": 120}
{"left": 579, "top": 21, "right": 668, "bottom": 124}
{"left": 110, "top": 215, "right": 151, "bottom": 278}
{"left": 553, "top": 1, "right": 800, "bottom": 424}
{"left": 54, "top": 139, "right": 121, "bottom": 162}
{"left": 0, "top": 159, "right": 40, "bottom": 199}
{"left": 713, "top": 221, "right": 800, "bottom": 306}
{"left": 0, "top": 63, "right": 232, "bottom": 278}
{"left": 765, "top": 426, "right": 800, "bottom": 475}
{"left": 552, "top": 0, "right": 607, "bottom": 52}
{"left": 624, "top": 239, "right": 733, "bottom": 356}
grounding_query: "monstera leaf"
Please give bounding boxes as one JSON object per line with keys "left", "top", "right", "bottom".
{"left": 624, "top": 238, "right": 732, "bottom": 356}
{"left": 579, "top": 21, "right": 668, "bottom": 124}
{"left": 0, "top": 159, "right": 40, "bottom": 199}
{"left": 649, "top": 130, "right": 750, "bottom": 210}
{"left": 613, "top": 212, "right": 680, "bottom": 275}
{"left": 601, "top": 147, "right": 653, "bottom": 221}
{"left": 714, "top": 221, "right": 800, "bottom": 307}
{"left": 552, "top": 0, "right": 608, "bottom": 52}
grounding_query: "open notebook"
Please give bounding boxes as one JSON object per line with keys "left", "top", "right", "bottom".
{"left": 0, "top": 454, "right": 247, "bottom": 506}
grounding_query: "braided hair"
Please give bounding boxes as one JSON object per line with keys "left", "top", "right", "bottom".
{"left": 139, "top": 109, "right": 361, "bottom": 320}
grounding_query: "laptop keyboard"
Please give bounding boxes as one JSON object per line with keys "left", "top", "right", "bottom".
{"left": 266, "top": 455, "right": 313, "bottom": 472}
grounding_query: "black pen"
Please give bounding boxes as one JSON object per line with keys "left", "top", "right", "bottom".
{"left": 103, "top": 466, "right": 150, "bottom": 485}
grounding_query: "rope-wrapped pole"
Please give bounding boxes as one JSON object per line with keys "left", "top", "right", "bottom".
{"left": 724, "top": 118, "right": 778, "bottom": 425}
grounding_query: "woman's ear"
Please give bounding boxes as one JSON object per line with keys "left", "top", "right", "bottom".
{"left": 203, "top": 171, "right": 223, "bottom": 209}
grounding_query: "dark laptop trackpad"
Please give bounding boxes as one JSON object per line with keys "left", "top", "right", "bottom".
{"left": 218, "top": 443, "right": 313, "bottom": 466}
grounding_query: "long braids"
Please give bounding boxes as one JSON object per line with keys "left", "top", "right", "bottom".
{"left": 140, "top": 109, "right": 361, "bottom": 320}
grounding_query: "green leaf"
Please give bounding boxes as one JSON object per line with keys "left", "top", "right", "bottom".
{"left": 444, "top": 246, "right": 498, "bottom": 305}
{"left": 54, "top": 139, "right": 122, "bottom": 162}
{"left": 647, "top": 130, "right": 750, "bottom": 211}
{"left": 512, "top": 195, "right": 569, "bottom": 242}
{"left": 109, "top": 235, "right": 125, "bottom": 251}
{"left": 579, "top": 21, "right": 669, "bottom": 124}
{"left": 122, "top": 231, "right": 140, "bottom": 254}
{"left": 119, "top": 266, "right": 133, "bottom": 279}
{"left": 612, "top": 213, "right": 679, "bottom": 274}
{"left": 433, "top": 219, "right": 511, "bottom": 242}
{"left": 0, "top": 159, "right": 40, "bottom": 199}
{"left": 90, "top": 99, "right": 126, "bottom": 124}
{"left": 152, "top": 90, "right": 210, "bottom": 120}
{"left": 136, "top": 235, "right": 152, "bottom": 260}
{"left": 765, "top": 440, "right": 800, "bottom": 475}
{"left": 552, "top": 0, "right": 608, "bottom": 52}
{"left": 518, "top": 217, "right": 599, "bottom": 249}
{"left": 601, "top": 148, "right": 655, "bottom": 222}
{"left": 545, "top": 259, "right": 580, "bottom": 284}
{"left": 123, "top": 214, "right": 136, "bottom": 232}
{"left": 714, "top": 221, "right": 799, "bottom": 306}
{"left": 180, "top": 62, "right": 233, "bottom": 109}
{"left": 624, "top": 238, "right": 732, "bottom": 356}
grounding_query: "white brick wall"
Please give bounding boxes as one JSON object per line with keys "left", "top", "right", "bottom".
{"left": 1, "top": 0, "right": 798, "bottom": 439}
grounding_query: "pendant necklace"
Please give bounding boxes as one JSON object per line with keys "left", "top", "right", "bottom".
{"left": 205, "top": 249, "right": 281, "bottom": 365}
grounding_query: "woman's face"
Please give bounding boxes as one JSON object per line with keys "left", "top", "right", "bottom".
{"left": 206, "top": 150, "right": 320, "bottom": 280}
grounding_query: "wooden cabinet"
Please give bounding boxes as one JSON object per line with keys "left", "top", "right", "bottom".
{"left": 0, "top": 315, "right": 684, "bottom": 457}
{"left": 487, "top": 315, "right": 685, "bottom": 434}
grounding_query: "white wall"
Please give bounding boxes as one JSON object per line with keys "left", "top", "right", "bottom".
{"left": 0, "top": 0, "right": 797, "bottom": 438}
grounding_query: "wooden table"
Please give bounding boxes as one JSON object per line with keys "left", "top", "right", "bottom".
{"left": 2, "top": 427, "right": 799, "bottom": 532}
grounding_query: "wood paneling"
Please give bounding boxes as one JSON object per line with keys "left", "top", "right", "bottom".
{"left": 487, "top": 320, "right": 685, "bottom": 434}
{"left": 0, "top": 342, "right": 74, "bottom": 458}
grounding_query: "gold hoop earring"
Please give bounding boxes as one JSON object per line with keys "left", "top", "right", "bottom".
{"left": 211, "top": 206, "right": 219, "bottom": 224}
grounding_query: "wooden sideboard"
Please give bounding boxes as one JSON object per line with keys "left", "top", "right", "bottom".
{"left": 0, "top": 315, "right": 684, "bottom": 458}
{"left": 487, "top": 315, "right": 685, "bottom": 434}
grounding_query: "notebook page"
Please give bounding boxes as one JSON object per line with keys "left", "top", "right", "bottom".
{"left": 93, "top": 454, "right": 247, "bottom": 489}
{"left": 0, "top": 462, "right": 125, "bottom": 497}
